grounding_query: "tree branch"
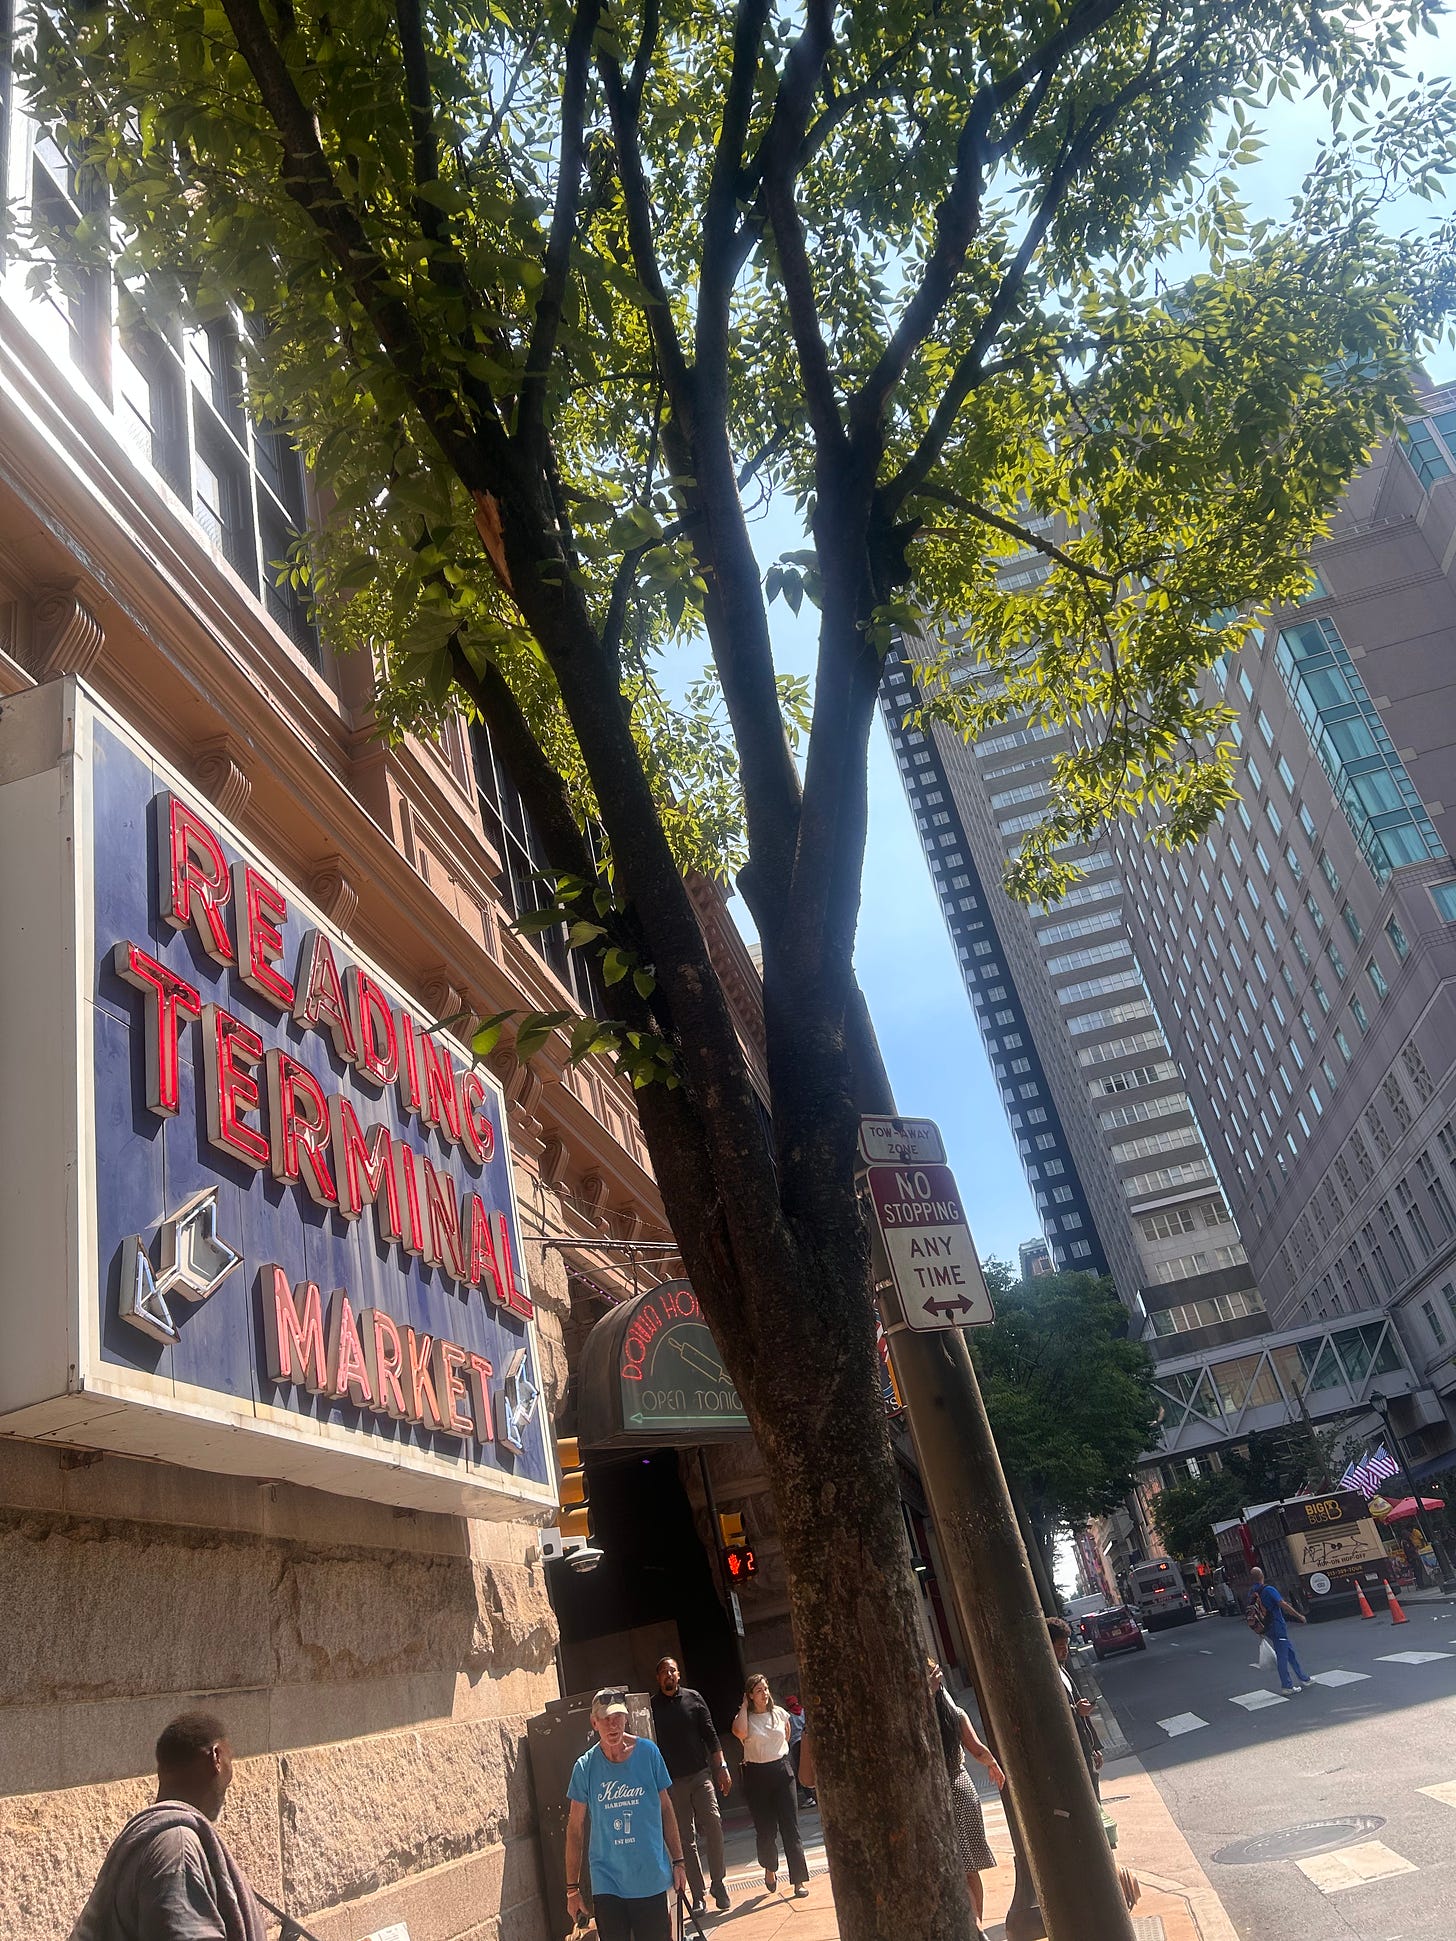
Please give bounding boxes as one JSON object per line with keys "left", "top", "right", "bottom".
{"left": 758, "top": 0, "right": 844, "bottom": 455}
{"left": 911, "top": 486, "right": 1119, "bottom": 586}
{"left": 853, "top": 0, "right": 1131, "bottom": 439}
{"left": 885, "top": 111, "right": 1112, "bottom": 511}
{"left": 696, "top": 0, "right": 771, "bottom": 391}
{"left": 597, "top": 50, "right": 694, "bottom": 422}
{"left": 519, "top": 0, "right": 602, "bottom": 463}
{"left": 219, "top": 0, "right": 509, "bottom": 496}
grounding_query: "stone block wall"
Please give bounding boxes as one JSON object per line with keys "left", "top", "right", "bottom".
{"left": 0, "top": 1438, "right": 560, "bottom": 1941}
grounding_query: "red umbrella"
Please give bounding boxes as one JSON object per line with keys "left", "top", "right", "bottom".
{"left": 1383, "top": 1496, "right": 1446, "bottom": 1520}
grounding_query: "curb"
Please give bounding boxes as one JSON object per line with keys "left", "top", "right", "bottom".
{"left": 1075, "top": 1655, "right": 1133, "bottom": 1758}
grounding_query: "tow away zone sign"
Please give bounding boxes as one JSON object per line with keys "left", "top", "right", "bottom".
{"left": 865, "top": 1164, "right": 995, "bottom": 1332}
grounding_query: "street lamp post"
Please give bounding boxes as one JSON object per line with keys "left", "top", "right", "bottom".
{"left": 1369, "top": 1392, "right": 1456, "bottom": 1593}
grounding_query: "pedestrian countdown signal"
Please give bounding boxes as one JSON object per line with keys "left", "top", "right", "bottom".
{"left": 724, "top": 1544, "right": 758, "bottom": 1582}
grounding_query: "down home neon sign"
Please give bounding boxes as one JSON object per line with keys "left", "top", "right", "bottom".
{"left": 0, "top": 682, "right": 553, "bottom": 1518}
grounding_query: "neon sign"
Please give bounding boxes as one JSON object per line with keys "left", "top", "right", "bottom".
{"left": 0, "top": 682, "right": 552, "bottom": 1516}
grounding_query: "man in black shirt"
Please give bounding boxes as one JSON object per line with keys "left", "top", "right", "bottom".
{"left": 650, "top": 1657, "right": 731, "bottom": 1914}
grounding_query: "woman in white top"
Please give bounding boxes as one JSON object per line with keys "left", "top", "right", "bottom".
{"left": 732, "top": 1674, "right": 810, "bottom": 1897}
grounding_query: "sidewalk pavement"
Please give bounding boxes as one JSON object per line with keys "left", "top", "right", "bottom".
{"left": 690, "top": 1753, "right": 1236, "bottom": 1940}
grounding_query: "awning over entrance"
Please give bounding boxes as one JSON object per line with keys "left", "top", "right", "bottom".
{"left": 577, "top": 1280, "right": 751, "bottom": 1452}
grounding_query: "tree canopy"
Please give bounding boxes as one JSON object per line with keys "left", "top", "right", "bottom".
{"left": 16, "top": 3, "right": 1456, "bottom": 1933}
{"left": 976, "top": 1266, "right": 1160, "bottom": 1531}
{"left": 1151, "top": 1423, "right": 1366, "bottom": 1564}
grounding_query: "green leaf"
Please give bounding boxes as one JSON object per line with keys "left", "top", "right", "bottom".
{"left": 602, "top": 946, "right": 631, "bottom": 986}
{"left": 471, "top": 1011, "right": 515, "bottom": 1058}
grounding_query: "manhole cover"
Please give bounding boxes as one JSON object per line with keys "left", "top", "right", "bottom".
{"left": 1213, "top": 1816, "right": 1386, "bottom": 1865}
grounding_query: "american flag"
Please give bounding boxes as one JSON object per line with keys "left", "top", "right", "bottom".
{"left": 1338, "top": 1443, "right": 1400, "bottom": 1496}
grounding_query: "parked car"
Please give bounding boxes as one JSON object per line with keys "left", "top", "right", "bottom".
{"left": 1067, "top": 1593, "right": 1109, "bottom": 1642}
{"left": 1089, "top": 1606, "right": 1146, "bottom": 1661}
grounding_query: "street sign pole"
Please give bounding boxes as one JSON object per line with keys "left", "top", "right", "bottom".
{"left": 849, "top": 1031, "right": 1134, "bottom": 1941}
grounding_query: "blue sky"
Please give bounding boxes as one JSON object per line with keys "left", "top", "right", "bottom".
{"left": 718, "top": 23, "right": 1456, "bottom": 1272}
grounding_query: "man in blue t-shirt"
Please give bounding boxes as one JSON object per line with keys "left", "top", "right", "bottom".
{"left": 566, "top": 1689, "right": 688, "bottom": 1940}
{"left": 1250, "top": 1567, "right": 1312, "bottom": 1693}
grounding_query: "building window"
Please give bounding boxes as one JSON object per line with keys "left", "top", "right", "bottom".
{"left": 1326, "top": 939, "right": 1348, "bottom": 981}
{"left": 1386, "top": 917, "right": 1410, "bottom": 960}
{"left": 1397, "top": 1180, "right": 1434, "bottom": 1257}
{"left": 1431, "top": 882, "right": 1456, "bottom": 923}
{"left": 1401, "top": 409, "right": 1456, "bottom": 488}
{"left": 1422, "top": 1299, "right": 1448, "bottom": 1350}
{"left": 1403, "top": 1043, "right": 1435, "bottom": 1103}
{"left": 472, "top": 721, "right": 602, "bottom": 1011}
{"left": 1276, "top": 616, "right": 1445, "bottom": 880}
{"left": 1366, "top": 959, "right": 1390, "bottom": 1001}
{"left": 1351, "top": 996, "right": 1369, "bottom": 1034}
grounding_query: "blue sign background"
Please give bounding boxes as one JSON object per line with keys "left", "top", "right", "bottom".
{"left": 89, "top": 717, "right": 550, "bottom": 1492}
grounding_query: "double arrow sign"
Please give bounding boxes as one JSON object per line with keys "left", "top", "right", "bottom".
{"left": 859, "top": 1120, "right": 995, "bottom": 1335}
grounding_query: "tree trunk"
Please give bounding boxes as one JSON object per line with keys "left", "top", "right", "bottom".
{"left": 749, "top": 1250, "right": 976, "bottom": 1941}
{"left": 641, "top": 1071, "right": 976, "bottom": 1939}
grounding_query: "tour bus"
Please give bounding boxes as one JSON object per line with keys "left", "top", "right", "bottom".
{"left": 1127, "top": 1557, "right": 1198, "bottom": 1630}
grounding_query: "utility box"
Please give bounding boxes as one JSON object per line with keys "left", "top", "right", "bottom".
{"left": 527, "top": 1689, "right": 654, "bottom": 1938}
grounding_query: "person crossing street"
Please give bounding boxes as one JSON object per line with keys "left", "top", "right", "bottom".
{"left": 1248, "top": 1566, "right": 1312, "bottom": 1693}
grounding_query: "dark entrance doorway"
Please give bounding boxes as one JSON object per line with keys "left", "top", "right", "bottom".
{"left": 548, "top": 1446, "right": 744, "bottom": 1731}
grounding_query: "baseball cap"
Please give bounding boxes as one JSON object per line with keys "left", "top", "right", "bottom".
{"left": 592, "top": 1688, "right": 629, "bottom": 1717}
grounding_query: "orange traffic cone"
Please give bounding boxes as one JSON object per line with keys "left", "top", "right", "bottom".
{"left": 1385, "top": 1581, "right": 1410, "bottom": 1624}
{"left": 1356, "top": 1582, "right": 1376, "bottom": 1620}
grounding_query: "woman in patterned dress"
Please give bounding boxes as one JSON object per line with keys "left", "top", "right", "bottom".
{"left": 928, "top": 1661, "right": 1004, "bottom": 1926}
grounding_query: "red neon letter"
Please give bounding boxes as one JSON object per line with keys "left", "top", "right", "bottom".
{"left": 234, "top": 862, "right": 293, "bottom": 1009}
{"left": 112, "top": 941, "right": 201, "bottom": 1115}
{"left": 466, "top": 1195, "right": 510, "bottom": 1307}
{"left": 434, "top": 1338, "right": 474, "bottom": 1436}
{"left": 262, "top": 1268, "right": 327, "bottom": 1390}
{"left": 465, "top": 1352, "right": 495, "bottom": 1443}
{"left": 264, "top": 1051, "right": 337, "bottom": 1206}
{"left": 327, "top": 1291, "right": 374, "bottom": 1407}
{"left": 422, "top": 1155, "right": 467, "bottom": 1282}
{"left": 396, "top": 1011, "right": 423, "bottom": 1113}
{"left": 405, "top": 1328, "right": 444, "bottom": 1429}
{"left": 393, "top": 1143, "right": 427, "bottom": 1258}
{"left": 345, "top": 969, "right": 399, "bottom": 1086}
{"left": 495, "top": 1211, "right": 534, "bottom": 1319}
{"left": 361, "top": 1308, "right": 408, "bottom": 1418}
{"left": 420, "top": 1034, "right": 463, "bottom": 1144}
{"left": 157, "top": 794, "right": 234, "bottom": 963}
{"left": 327, "top": 1098, "right": 404, "bottom": 1243}
{"left": 201, "top": 1004, "right": 269, "bottom": 1168}
{"left": 459, "top": 1070, "right": 496, "bottom": 1164}
{"left": 293, "top": 929, "right": 358, "bottom": 1063}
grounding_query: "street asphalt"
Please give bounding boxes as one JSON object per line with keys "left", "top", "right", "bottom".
{"left": 1088, "top": 1599, "right": 1456, "bottom": 1939}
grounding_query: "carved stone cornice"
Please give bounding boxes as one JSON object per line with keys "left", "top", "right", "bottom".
{"left": 309, "top": 856, "right": 358, "bottom": 931}
{"left": 418, "top": 965, "right": 474, "bottom": 1032}
{"left": 30, "top": 586, "right": 104, "bottom": 681}
{"left": 193, "top": 736, "right": 252, "bottom": 821}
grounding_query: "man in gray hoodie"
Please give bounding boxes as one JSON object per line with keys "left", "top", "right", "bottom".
{"left": 69, "top": 1713, "right": 266, "bottom": 1941}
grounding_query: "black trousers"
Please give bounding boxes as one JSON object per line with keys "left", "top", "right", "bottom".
{"left": 741, "top": 1755, "right": 809, "bottom": 1885}
{"left": 590, "top": 1891, "right": 672, "bottom": 1941}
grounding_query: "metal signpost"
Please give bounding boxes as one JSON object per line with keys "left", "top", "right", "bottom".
{"left": 853, "top": 1105, "right": 1134, "bottom": 1939}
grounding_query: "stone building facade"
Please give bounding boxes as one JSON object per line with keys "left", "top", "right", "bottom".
{"left": 0, "top": 98, "right": 688, "bottom": 1941}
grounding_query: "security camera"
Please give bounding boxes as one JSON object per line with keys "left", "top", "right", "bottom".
{"left": 567, "top": 1544, "right": 604, "bottom": 1574}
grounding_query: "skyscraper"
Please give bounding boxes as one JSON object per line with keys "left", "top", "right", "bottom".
{"left": 1110, "top": 384, "right": 1456, "bottom": 1470}
{"left": 885, "top": 384, "right": 1456, "bottom": 1477}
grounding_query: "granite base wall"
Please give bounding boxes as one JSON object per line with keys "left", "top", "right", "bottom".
{"left": 0, "top": 1438, "right": 560, "bottom": 1941}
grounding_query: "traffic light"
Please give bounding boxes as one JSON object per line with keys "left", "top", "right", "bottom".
{"left": 556, "top": 1435, "right": 592, "bottom": 1541}
{"left": 718, "top": 1511, "right": 745, "bottom": 1545}
{"left": 724, "top": 1543, "right": 758, "bottom": 1582}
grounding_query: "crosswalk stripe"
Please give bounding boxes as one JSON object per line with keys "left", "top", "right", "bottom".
{"left": 1308, "top": 1669, "right": 1370, "bottom": 1686}
{"left": 1157, "top": 1712, "right": 1208, "bottom": 1737}
{"left": 1296, "top": 1841, "right": 1417, "bottom": 1892}
{"left": 1377, "top": 1650, "right": 1453, "bottom": 1665}
{"left": 1229, "top": 1689, "right": 1287, "bottom": 1711}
